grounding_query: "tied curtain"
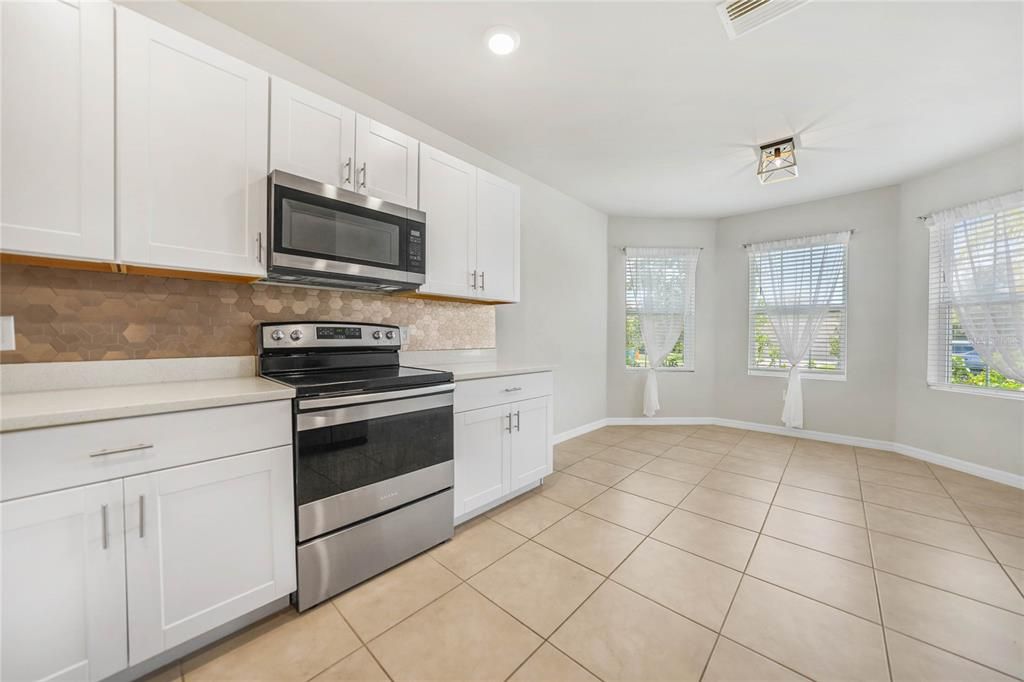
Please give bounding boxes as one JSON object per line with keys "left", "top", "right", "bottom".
{"left": 626, "top": 247, "right": 700, "bottom": 417}
{"left": 750, "top": 231, "right": 849, "bottom": 428}
{"left": 932, "top": 190, "right": 1024, "bottom": 383}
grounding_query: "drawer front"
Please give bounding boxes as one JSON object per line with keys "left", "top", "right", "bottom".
{"left": 455, "top": 372, "right": 553, "bottom": 413}
{"left": 1, "top": 400, "right": 292, "bottom": 501}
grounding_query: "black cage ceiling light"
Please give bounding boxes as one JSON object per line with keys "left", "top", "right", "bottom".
{"left": 757, "top": 137, "right": 798, "bottom": 184}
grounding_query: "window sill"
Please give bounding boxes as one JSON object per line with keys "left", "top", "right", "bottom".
{"left": 625, "top": 367, "right": 695, "bottom": 373}
{"left": 927, "top": 383, "right": 1024, "bottom": 401}
{"left": 747, "top": 369, "right": 847, "bottom": 382}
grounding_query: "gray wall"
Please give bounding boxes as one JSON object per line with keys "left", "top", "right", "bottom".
{"left": 714, "top": 186, "right": 901, "bottom": 441}
{"left": 607, "top": 217, "right": 717, "bottom": 418}
{"left": 125, "top": 1, "right": 610, "bottom": 435}
{"left": 895, "top": 142, "right": 1024, "bottom": 475}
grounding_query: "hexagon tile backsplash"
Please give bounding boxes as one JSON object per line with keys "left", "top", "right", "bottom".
{"left": 0, "top": 264, "right": 496, "bottom": 363}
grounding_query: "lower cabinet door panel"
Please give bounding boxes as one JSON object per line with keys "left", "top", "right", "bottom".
{"left": 124, "top": 446, "right": 296, "bottom": 664}
{"left": 1, "top": 480, "right": 128, "bottom": 682}
{"left": 509, "top": 396, "right": 552, "bottom": 490}
{"left": 454, "top": 405, "right": 508, "bottom": 517}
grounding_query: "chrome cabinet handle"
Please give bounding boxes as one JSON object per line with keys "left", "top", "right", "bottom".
{"left": 343, "top": 157, "right": 353, "bottom": 186}
{"left": 139, "top": 495, "right": 145, "bottom": 539}
{"left": 480, "top": 271, "right": 485, "bottom": 290}
{"left": 504, "top": 387, "right": 522, "bottom": 393}
{"left": 514, "top": 410, "right": 521, "bottom": 432}
{"left": 359, "top": 163, "right": 367, "bottom": 189}
{"left": 471, "top": 270, "right": 478, "bottom": 290}
{"left": 101, "top": 504, "right": 109, "bottom": 550}
{"left": 256, "top": 232, "right": 263, "bottom": 264}
{"left": 88, "top": 443, "right": 154, "bottom": 458}
{"left": 506, "top": 413, "right": 512, "bottom": 433}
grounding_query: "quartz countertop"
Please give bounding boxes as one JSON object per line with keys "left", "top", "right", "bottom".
{"left": 0, "top": 377, "right": 295, "bottom": 432}
{"left": 406, "top": 362, "right": 556, "bottom": 382}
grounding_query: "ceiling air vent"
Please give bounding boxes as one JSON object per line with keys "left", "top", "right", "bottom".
{"left": 717, "top": 0, "right": 810, "bottom": 39}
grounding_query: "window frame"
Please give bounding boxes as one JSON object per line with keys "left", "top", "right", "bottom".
{"left": 926, "top": 203, "right": 1024, "bottom": 400}
{"left": 624, "top": 250, "right": 697, "bottom": 372}
{"left": 746, "top": 237, "right": 850, "bottom": 381}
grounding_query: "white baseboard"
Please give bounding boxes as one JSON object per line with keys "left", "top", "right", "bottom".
{"left": 556, "top": 416, "right": 1024, "bottom": 490}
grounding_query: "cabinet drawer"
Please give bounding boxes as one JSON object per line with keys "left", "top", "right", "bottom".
{"left": 454, "top": 372, "right": 552, "bottom": 413}
{"left": 1, "top": 400, "right": 292, "bottom": 501}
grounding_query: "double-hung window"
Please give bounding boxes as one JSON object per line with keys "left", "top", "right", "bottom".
{"left": 927, "top": 192, "right": 1024, "bottom": 395}
{"left": 747, "top": 233, "right": 849, "bottom": 378}
{"left": 625, "top": 248, "right": 699, "bottom": 370}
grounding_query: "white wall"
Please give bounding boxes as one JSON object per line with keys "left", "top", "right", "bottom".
{"left": 122, "top": 1, "right": 609, "bottom": 434}
{"left": 895, "top": 142, "right": 1024, "bottom": 476}
{"left": 607, "top": 217, "right": 717, "bottom": 418}
{"left": 713, "top": 186, "right": 901, "bottom": 441}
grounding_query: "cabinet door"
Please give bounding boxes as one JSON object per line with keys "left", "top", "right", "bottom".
{"left": 1, "top": 481, "right": 127, "bottom": 682}
{"left": 454, "top": 405, "right": 509, "bottom": 517}
{"left": 270, "top": 78, "right": 356, "bottom": 190}
{"left": 354, "top": 114, "right": 419, "bottom": 208}
{"left": 0, "top": 0, "right": 114, "bottom": 261}
{"left": 418, "top": 144, "right": 476, "bottom": 298}
{"left": 124, "top": 447, "right": 295, "bottom": 664}
{"left": 475, "top": 169, "right": 520, "bottom": 302}
{"left": 116, "top": 8, "right": 269, "bottom": 277}
{"left": 509, "top": 396, "right": 552, "bottom": 490}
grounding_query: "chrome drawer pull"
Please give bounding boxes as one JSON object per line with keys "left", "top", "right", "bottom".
{"left": 88, "top": 443, "right": 154, "bottom": 458}
{"left": 139, "top": 495, "right": 146, "bottom": 539}
{"left": 504, "top": 387, "right": 522, "bottom": 392}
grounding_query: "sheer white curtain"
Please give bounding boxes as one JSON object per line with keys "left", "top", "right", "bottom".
{"left": 749, "top": 231, "right": 849, "bottom": 428}
{"left": 625, "top": 247, "right": 700, "bottom": 417}
{"left": 932, "top": 190, "right": 1024, "bottom": 382}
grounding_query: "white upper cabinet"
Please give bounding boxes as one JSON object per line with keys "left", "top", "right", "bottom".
{"left": 124, "top": 447, "right": 295, "bottom": 664}
{"left": 0, "top": 0, "right": 115, "bottom": 261}
{"left": 270, "top": 78, "right": 356, "bottom": 190}
{"left": 355, "top": 114, "right": 419, "bottom": 208}
{"left": 116, "top": 8, "right": 269, "bottom": 277}
{"left": 476, "top": 169, "right": 521, "bottom": 303}
{"left": 1, "top": 480, "right": 128, "bottom": 682}
{"left": 419, "top": 144, "right": 477, "bottom": 298}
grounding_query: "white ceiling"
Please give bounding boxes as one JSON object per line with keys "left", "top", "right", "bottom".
{"left": 189, "top": 1, "right": 1023, "bottom": 219}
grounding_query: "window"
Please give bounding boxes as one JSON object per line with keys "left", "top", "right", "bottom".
{"left": 747, "top": 234, "right": 849, "bottom": 377}
{"left": 625, "top": 248, "right": 699, "bottom": 370}
{"left": 927, "top": 194, "right": 1024, "bottom": 396}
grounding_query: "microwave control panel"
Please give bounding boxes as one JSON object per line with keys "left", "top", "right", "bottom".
{"left": 407, "top": 225, "right": 425, "bottom": 273}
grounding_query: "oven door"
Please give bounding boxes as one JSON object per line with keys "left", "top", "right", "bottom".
{"left": 269, "top": 171, "right": 425, "bottom": 286}
{"left": 294, "top": 384, "right": 454, "bottom": 542}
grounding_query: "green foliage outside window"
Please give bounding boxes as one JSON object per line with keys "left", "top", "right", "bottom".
{"left": 626, "top": 313, "right": 684, "bottom": 368}
{"left": 951, "top": 355, "right": 1022, "bottom": 391}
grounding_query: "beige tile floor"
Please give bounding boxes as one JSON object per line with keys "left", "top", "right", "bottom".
{"left": 147, "top": 425, "right": 1024, "bottom": 682}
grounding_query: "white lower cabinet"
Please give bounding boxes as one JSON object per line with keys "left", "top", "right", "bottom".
{"left": 1, "top": 481, "right": 128, "bottom": 682}
{"left": 453, "top": 373, "right": 553, "bottom": 521}
{"left": 125, "top": 446, "right": 295, "bottom": 664}
{"left": 0, "top": 402, "right": 295, "bottom": 680}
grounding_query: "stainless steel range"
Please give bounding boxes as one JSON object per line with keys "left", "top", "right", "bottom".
{"left": 258, "top": 322, "right": 455, "bottom": 611}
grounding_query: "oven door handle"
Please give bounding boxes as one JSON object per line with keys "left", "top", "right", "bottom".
{"left": 297, "top": 389, "right": 453, "bottom": 431}
{"left": 298, "top": 383, "right": 454, "bottom": 411}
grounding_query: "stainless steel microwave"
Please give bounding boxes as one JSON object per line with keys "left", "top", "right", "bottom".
{"left": 266, "top": 171, "right": 426, "bottom": 292}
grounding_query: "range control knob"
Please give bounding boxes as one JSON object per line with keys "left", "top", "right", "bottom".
{"left": 372, "top": 330, "right": 382, "bottom": 340}
{"left": 270, "top": 329, "right": 285, "bottom": 341}
{"left": 385, "top": 330, "right": 396, "bottom": 340}
{"left": 290, "top": 329, "right": 304, "bottom": 341}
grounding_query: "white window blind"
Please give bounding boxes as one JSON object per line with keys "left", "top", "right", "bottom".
{"left": 747, "top": 234, "right": 849, "bottom": 377}
{"left": 927, "top": 192, "right": 1024, "bottom": 395}
{"left": 625, "top": 249, "right": 699, "bottom": 370}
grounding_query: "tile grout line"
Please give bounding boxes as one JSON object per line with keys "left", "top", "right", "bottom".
{"left": 697, "top": 436, "right": 797, "bottom": 681}
{"left": 854, "top": 449, "right": 895, "bottom": 682}
{"left": 325, "top": 600, "right": 395, "bottom": 682}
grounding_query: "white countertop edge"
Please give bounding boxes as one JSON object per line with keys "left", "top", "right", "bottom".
{"left": 1, "top": 377, "right": 294, "bottom": 433}
{"left": 409, "top": 363, "right": 557, "bottom": 381}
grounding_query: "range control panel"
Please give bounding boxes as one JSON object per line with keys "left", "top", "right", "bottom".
{"left": 260, "top": 322, "right": 400, "bottom": 351}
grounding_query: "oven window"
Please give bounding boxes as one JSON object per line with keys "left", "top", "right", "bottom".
{"left": 282, "top": 197, "right": 401, "bottom": 266}
{"left": 295, "top": 405, "right": 453, "bottom": 506}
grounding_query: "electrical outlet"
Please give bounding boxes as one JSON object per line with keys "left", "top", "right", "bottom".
{"left": 399, "top": 326, "right": 410, "bottom": 346}
{"left": 0, "top": 316, "right": 15, "bottom": 351}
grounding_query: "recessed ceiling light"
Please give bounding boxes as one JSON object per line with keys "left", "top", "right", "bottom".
{"left": 485, "top": 26, "right": 520, "bottom": 56}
